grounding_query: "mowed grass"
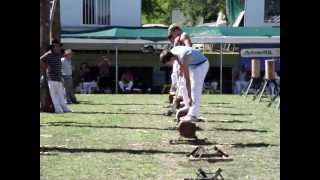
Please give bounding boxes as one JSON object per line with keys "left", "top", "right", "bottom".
{"left": 40, "top": 94, "right": 280, "bottom": 180}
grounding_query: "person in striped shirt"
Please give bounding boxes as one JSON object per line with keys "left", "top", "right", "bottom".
{"left": 40, "top": 39, "right": 72, "bottom": 113}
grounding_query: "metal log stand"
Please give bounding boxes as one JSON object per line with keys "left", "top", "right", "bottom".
{"left": 184, "top": 168, "right": 224, "bottom": 180}
{"left": 256, "top": 59, "right": 279, "bottom": 102}
{"left": 187, "top": 146, "right": 232, "bottom": 162}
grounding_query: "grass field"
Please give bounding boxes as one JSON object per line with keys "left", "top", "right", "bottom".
{"left": 40, "top": 94, "right": 280, "bottom": 180}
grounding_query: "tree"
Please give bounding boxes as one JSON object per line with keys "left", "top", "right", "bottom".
{"left": 141, "top": 0, "right": 225, "bottom": 25}
{"left": 178, "top": 0, "right": 225, "bottom": 25}
{"left": 40, "top": 0, "right": 50, "bottom": 55}
{"left": 40, "top": 0, "right": 61, "bottom": 113}
{"left": 51, "top": 0, "right": 61, "bottom": 41}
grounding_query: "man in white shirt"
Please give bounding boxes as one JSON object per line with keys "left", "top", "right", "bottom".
{"left": 160, "top": 46, "right": 209, "bottom": 122}
{"left": 61, "top": 49, "right": 78, "bottom": 104}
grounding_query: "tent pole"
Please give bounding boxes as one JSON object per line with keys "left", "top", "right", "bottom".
{"left": 115, "top": 47, "right": 118, "bottom": 94}
{"left": 220, "top": 43, "right": 223, "bottom": 94}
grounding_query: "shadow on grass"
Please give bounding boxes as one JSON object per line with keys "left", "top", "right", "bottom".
{"left": 206, "top": 120, "right": 250, "bottom": 123}
{"left": 41, "top": 122, "right": 206, "bottom": 131}
{"left": 202, "top": 112, "right": 252, "bottom": 116}
{"left": 202, "top": 105, "right": 234, "bottom": 109}
{"left": 110, "top": 103, "right": 163, "bottom": 106}
{"left": 78, "top": 101, "right": 106, "bottom": 105}
{"left": 72, "top": 111, "right": 164, "bottom": 116}
{"left": 40, "top": 152, "right": 59, "bottom": 156}
{"left": 210, "top": 128, "right": 268, "bottom": 133}
{"left": 207, "top": 102, "right": 230, "bottom": 105}
{"left": 40, "top": 146, "right": 187, "bottom": 155}
{"left": 231, "top": 142, "right": 277, "bottom": 148}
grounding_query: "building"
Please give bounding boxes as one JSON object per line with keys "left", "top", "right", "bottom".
{"left": 244, "top": 0, "right": 280, "bottom": 27}
{"left": 60, "top": 0, "right": 279, "bottom": 94}
{"left": 60, "top": 0, "right": 141, "bottom": 31}
{"left": 226, "top": 0, "right": 280, "bottom": 27}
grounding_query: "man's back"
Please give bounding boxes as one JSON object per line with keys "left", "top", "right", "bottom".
{"left": 171, "top": 46, "right": 207, "bottom": 65}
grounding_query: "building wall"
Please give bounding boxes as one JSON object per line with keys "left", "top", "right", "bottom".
{"left": 61, "top": 0, "right": 141, "bottom": 29}
{"left": 110, "top": 0, "right": 141, "bottom": 26}
{"left": 61, "top": 0, "right": 82, "bottom": 28}
{"left": 244, "top": 0, "right": 279, "bottom": 27}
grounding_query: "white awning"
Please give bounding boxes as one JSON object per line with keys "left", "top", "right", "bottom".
{"left": 191, "top": 36, "right": 280, "bottom": 44}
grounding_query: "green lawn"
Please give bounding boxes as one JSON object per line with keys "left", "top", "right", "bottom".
{"left": 40, "top": 94, "right": 280, "bottom": 180}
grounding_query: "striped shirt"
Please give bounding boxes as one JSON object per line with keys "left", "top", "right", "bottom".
{"left": 42, "top": 53, "right": 62, "bottom": 81}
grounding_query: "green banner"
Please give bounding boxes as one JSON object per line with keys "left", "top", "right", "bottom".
{"left": 226, "top": 0, "right": 245, "bottom": 25}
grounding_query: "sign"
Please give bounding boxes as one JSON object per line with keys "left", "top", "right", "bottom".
{"left": 241, "top": 48, "right": 280, "bottom": 58}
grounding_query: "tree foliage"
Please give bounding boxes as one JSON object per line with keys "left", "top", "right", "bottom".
{"left": 141, "top": 0, "right": 225, "bottom": 25}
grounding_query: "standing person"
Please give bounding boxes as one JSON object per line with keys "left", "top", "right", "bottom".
{"left": 167, "top": 24, "right": 192, "bottom": 47}
{"left": 167, "top": 24, "right": 192, "bottom": 105}
{"left": 40, "top": 39, "right": 72, "bottom": 113}
{"left": 160, "top": 46, "right": 209, "bottom": 122}
{"left": 40, "top": 52, "right": 54, "bottom": 112}
{"left": 61, "top": 49, "right": 78, "bottom": 104}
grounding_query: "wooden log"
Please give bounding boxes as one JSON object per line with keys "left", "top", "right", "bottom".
{"left": 265, "top": 59, "right": 276, "bottom": 80}
{"left": 251, "top": 59, "right": 261, "bottom": 78}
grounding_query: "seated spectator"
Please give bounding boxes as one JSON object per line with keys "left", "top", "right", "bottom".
{"left": 79, "top": 63, "right": 97, "bottom": 94}
{"left": 119, "top": 71, "right": 134, "bottom": 93}
{"left": 267, "top": 71, "right": 280, "bottom": 96}
{"left": 233, "top": 64, "right": 249, "bottom": 94}
{"left": 97, "top": 56, "right": 112, "bottom": 93}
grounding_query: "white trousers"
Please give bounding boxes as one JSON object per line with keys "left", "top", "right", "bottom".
{"left": 177, "top": 76, "right": 189, "bottom": 108}
{"left": 48, "top": 80, "right": 71, "bottom": 113}
{"left": 187, "top": 60, "right": 209, "bottom": 118}
{"left": 119, "top": 81, "right": 133, "bottom": 91}
{"left": 170, "top": 72, "right": 179, "bottom": 93}
{"left": 234, "top": 81, "right": 249, "bottom": 94}
{"left": 80, "top": 81, "right": 97, "bottom": 94}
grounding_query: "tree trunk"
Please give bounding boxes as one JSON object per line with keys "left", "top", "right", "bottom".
{"left": 40, "top": 0, "right": 50, "bottom": 55}
{"left": 40, "top": 0, "right": 55, "bottom": 113}
{"left": 52, "top": 0, "right": 61, "bottom": 41}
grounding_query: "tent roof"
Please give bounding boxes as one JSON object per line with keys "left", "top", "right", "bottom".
{"left": 61, "top": 26, "right": 280, "bottom": 42}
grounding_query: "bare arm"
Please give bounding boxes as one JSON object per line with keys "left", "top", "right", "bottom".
{"left": 40, "top": 50, "right": 51, "bottom": 61}
{"left": 40, "top": 51, "right": 51, "bottom": 71}
{"left": 181, "top": 55, "right": 193, "bottom": 105}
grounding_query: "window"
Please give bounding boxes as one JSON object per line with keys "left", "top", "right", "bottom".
{"left": 83, "top": 0, "right": 110, "bottom": 25}
{"left": 264, "top": 0, "right": 280, "bottom": 23}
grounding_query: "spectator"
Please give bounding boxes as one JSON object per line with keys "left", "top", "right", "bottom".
{"left": 268, "top": 71, "right": 280, "bottom": 96}
{"left": 40, "top": 39, "right": 71, "bottom": 113}
{"left": 233, "top": 64, "right": 249, "bottom": 94}
{"left": 79, "top": 63, "right": 97, "bottom": 94}
{"left": 119, "top": 71, "right": 134, "bottom": 93}
{"left": 61, "top": 49, "right": 78, "bottom": 104}
{"left": 97, "top": 56, "right": 112, "bottom": 93}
